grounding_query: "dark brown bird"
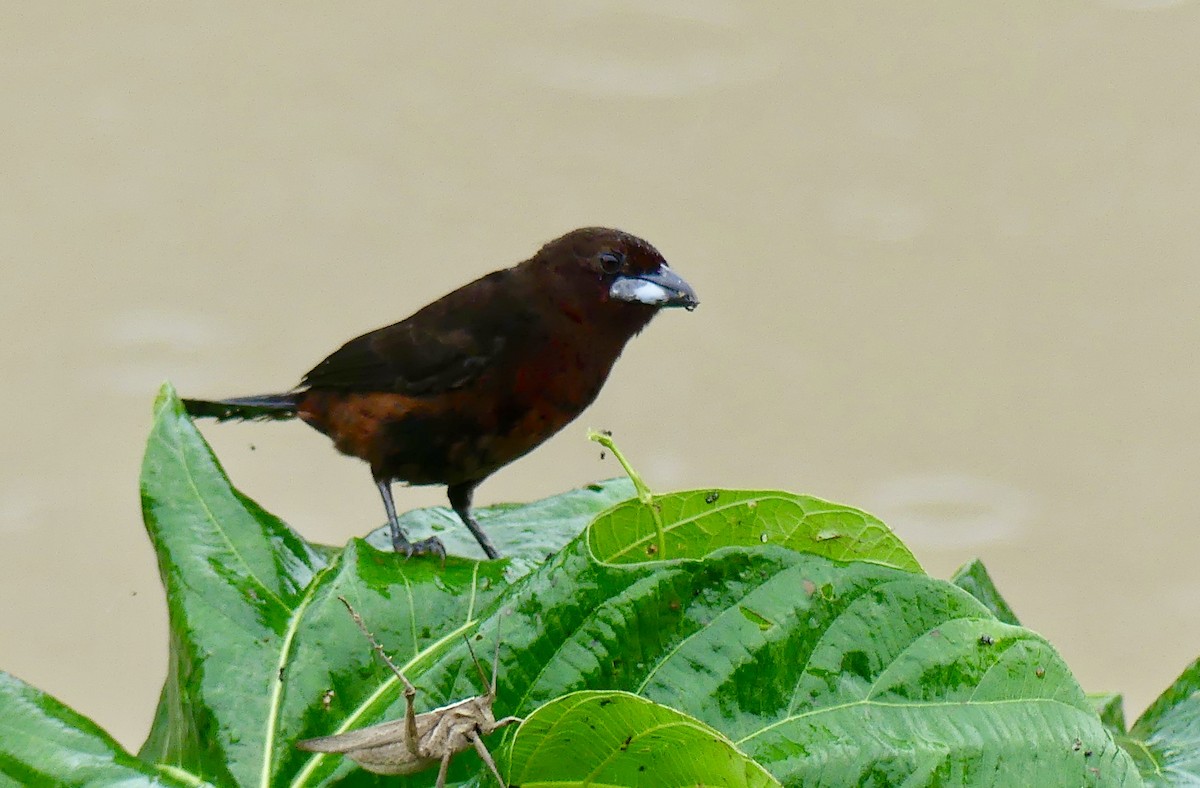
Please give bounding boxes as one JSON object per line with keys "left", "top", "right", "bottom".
{"left": 183, "top": 227, "right": 697, "bottom": 559}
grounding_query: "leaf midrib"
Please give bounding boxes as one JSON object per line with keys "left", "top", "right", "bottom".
{"left": 257, "top": 557, "right": 341, "bottom": 787}
{"left": 286, "top": 561, "right": 485, "bottom": 788}
{"left": 736, "top": 696, "right": 1096, "bottom": 746}
{"left": 156, "top": 431, "right": 290, "bottom": 614}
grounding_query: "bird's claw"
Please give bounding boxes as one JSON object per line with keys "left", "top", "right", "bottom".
{"left": 392, "top": 533, "right": 447, "bottom": 561}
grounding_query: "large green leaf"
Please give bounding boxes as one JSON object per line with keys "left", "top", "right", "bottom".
{"left": 1115, "top": 656, "right": 1200, "bottom": 785}
{"left": 506, "top": 690, "right": 779, "bottom": 787}
{"left": 589, "top": 488, "right": 922, "bottom": 572}
{"left": 489, "top": 541, "right": 1138, "bottom": 784}
{"left": 139, "top": 385, "right": 327, "bottom": 784}
{"left": 0, "top": 670, "right": 210, "bottom": 787}
{"left": 136, "top": 385, "right": 627, "bottom": 787}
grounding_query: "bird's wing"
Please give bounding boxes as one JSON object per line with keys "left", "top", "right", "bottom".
{"left": 299, "top": 270, "right": 533, "bottom": 395}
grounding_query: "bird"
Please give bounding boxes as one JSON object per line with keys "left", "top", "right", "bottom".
{"left": 182, "top": 227, "right": 698, "bottom": 560}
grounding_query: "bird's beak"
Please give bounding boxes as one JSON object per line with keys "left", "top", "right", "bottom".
{"left": 609, "top": 265, "right": 699, "bottom": 310}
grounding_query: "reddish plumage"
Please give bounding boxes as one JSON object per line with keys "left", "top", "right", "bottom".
{"left": 183, "top": 227, "right": 697, "bottom": 559}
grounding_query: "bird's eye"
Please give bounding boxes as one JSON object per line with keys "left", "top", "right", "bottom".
{"left": 597, "top": 251, "right": 624, "bottom": 274}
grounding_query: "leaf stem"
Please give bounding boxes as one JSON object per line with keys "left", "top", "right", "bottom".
{"left": 588, "top": 430, "right": 666, "bottom": 559}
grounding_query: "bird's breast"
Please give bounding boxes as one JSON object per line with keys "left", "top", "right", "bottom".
{"left": 295, "top": 334, "right": 623, "bottom": 487}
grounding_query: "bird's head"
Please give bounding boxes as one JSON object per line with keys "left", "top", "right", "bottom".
{"left": 529, "top": 227, "right": 699, "bottom": 329}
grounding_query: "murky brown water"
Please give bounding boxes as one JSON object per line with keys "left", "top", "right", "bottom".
{"left": 3, "top": 1, "right": 1199, "bottom": 751}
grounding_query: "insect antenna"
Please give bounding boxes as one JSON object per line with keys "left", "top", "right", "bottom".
{"left": 489, "top": 615, "right": 505, "bottom": 696}
{"left": 337, "top": 595, "right": 408, "bottom": 686}
{"left": 463, "top": 613, "right": 507, "bottom": 699}
{"left": 464, "top": 636, "right": 490, "bottom": 696}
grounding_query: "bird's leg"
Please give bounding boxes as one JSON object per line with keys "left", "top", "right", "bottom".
{"left": 376, "top": 478, "right": 446, "bottom": 558}
{"left": 448, "top": 481, "right": 500, "bottom": 560}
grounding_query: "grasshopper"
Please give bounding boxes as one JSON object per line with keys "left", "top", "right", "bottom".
{"left": 296, "top": 597, "right": 522, "bottom": 787}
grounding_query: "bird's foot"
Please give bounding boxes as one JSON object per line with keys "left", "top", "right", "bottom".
{"left": 392, "top": 533, "right": 446, "bottom": 560}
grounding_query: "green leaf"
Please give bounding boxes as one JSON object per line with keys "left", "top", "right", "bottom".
{"left": 505, "top": 690, "right": 779, "bottom": 787}
{"left": 1118, "top": 656, "right": 1200, "bottom": 785}
{"left": 588, "top": 488, "right": 922, "bottom": 571}
{"left": 951, "top": 558, "right": 1021, "bottom": 625}
{"left": 0, "top": 670, "right": 210, "bottom": 787}
{"left": 468, "top": 528, "right": 1139, "bottom": 786}
{"left": 140, "top": 384, "right": 327, "bottom": 785}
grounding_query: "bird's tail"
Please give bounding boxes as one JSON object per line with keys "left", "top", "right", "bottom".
{"left": 182, "top": 393, "right": 300, "bottom": 422}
